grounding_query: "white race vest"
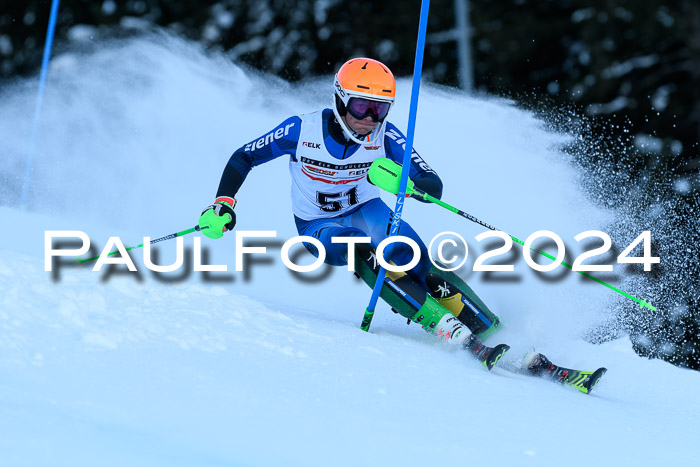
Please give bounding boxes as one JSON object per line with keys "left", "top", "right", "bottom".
{"left": 290, "top": 111, "right": 384, "bottom": 220}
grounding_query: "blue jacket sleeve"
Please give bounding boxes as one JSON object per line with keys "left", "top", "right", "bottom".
{"left": 216, "top": 116, "right": 301, "bottom": 198}
{"left": 383, "top": 122, "right": 443, "bottom": 201}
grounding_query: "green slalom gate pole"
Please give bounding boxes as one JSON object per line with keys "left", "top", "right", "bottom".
{"left": 74, "top": 225, "right": 207, "bottom": 264}
{"left": 367, "top": 158, "right": 657, "bottom": 312}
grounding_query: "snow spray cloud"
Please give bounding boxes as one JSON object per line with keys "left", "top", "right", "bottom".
{"left": 0, "top": 31, "right": 311, "bottom": 229}
{"left": 530, "top": 86, "right": 700, "bottom": 368}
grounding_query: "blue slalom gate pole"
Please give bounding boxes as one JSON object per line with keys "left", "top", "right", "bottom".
{"left": 20, "top": 0, "right": 61, "bottom": 207}
{"left": 361, "top": 0, "right": 431, "bottom": 331}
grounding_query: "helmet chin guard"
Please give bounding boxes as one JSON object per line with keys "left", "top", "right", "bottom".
{"left": 332, "top": 58, "right": 396, "bottom": 146}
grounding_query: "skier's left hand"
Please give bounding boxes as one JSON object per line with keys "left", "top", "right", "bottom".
{"left": 368, "top": 158, "right": 416, "bottom": 197}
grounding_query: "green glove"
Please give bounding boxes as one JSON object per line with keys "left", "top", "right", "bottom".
{"left": 199, "top": 197, "right": 237, "bottom": 239}
{"left": 367, "top": 158, "right": 416, "bottom": 197}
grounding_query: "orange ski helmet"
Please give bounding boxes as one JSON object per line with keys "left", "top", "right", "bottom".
{"left": 333, "top": 58, "right": 396, "bottom": 145}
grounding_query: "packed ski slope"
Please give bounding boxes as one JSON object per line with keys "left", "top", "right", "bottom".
{"left": 1, "top": 34, "right": 698, "bottom": 466}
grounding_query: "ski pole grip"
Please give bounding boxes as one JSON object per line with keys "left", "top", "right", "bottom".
{"left": 368, "top": 158, "right": 416, "bottom": 196}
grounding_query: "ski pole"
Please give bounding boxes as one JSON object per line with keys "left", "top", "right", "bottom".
{"left": 73, "top": 225, "right": 207, "bottom": 264}
{"left": 368, "top": 158, "right": 657, "bottom": 311}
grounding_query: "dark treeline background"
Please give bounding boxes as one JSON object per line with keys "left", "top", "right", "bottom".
{"left": 1, "top": 0, "right": 698, "bottom": 369}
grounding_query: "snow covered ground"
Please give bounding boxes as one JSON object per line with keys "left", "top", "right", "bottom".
{"left": 1, "top": 34, "right": 698, "bottom": 466}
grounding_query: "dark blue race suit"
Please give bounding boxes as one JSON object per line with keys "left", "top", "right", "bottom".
{"left": 216, "top": 108, "right": 443, "bottom": 281}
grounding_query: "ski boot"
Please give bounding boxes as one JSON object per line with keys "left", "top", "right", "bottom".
{"left": 464, "top": 333, "right": 510, "bottom": 371}
{"left": 432, "top": 314, "right": 510, "bottom": 371}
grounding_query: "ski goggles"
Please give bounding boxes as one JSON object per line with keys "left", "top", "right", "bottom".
{"left": 346, "top": 97, "right": 391, "bottom": 122}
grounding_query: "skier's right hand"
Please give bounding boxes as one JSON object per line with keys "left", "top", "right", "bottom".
{"left": 199, "top": 197, "right": 237, "bottom": 239}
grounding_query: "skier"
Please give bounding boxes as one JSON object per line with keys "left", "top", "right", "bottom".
{"left": 197, "top": 57, "right": 509, "bottom": 369}
{"left": 198, "top": 58, "right": 608, "bottom": 391}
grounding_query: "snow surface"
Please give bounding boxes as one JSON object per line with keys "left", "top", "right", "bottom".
{"left": 1, "top": 34, "right": 698, "bottom": 466}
